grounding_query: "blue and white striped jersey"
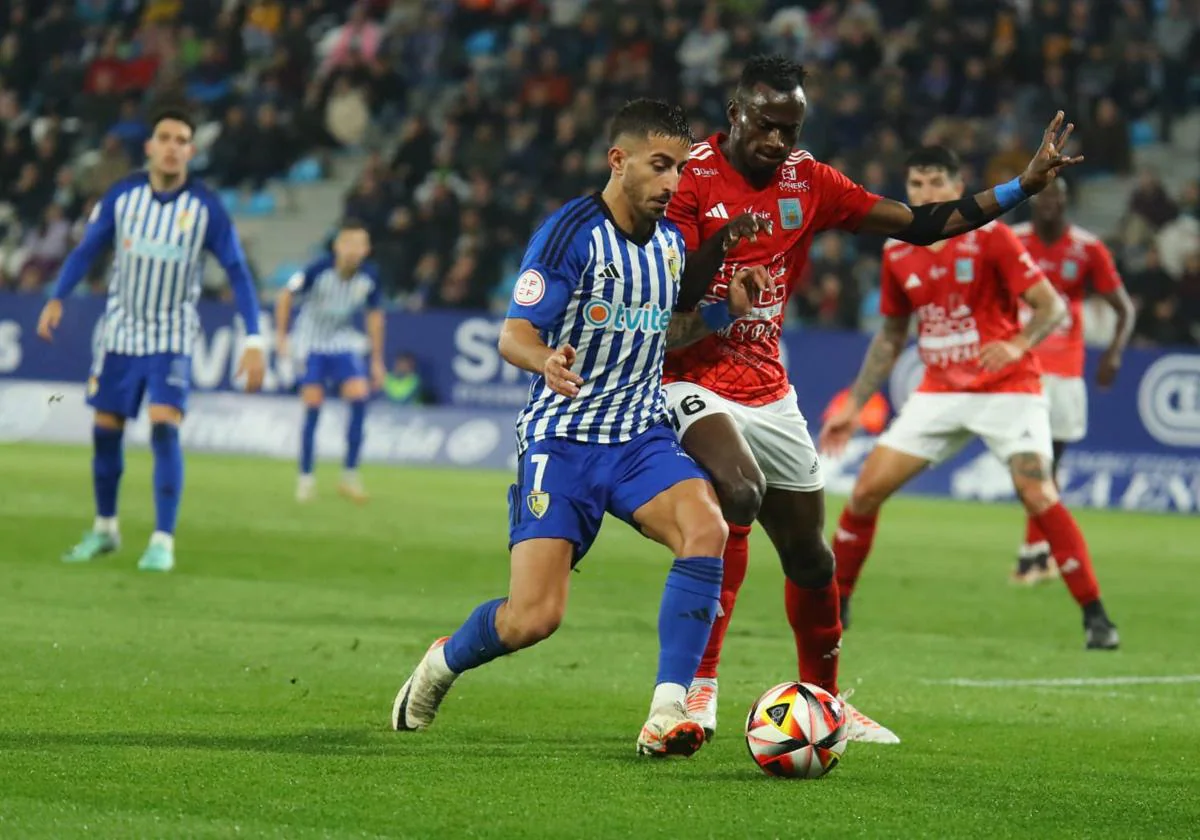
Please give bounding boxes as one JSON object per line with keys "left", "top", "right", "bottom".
{"left": 508, "top": 194, "right": 686, "bottom": 450}
{"left": 51, "top": 171, "right": 262, "bottom": 356}
{"left": 286, "top": 255, "right": 383, "bottom": 355}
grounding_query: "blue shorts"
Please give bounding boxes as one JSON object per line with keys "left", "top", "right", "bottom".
{"left": 508, "top": 423, "right": 709, "bottom": 565}
{"left": 299, "top": 352, "right": 367, "bottom": 390}
{"left": 87, "top": 352, "right": 190, "bottom": 419}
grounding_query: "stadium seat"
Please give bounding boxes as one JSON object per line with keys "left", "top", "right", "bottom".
{"left": 287, "top": 158, "right": 323, "bottom": 184}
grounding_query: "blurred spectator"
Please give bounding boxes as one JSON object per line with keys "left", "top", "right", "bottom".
{"left": 383, "top": 353, "right": 432, "bottom": 405}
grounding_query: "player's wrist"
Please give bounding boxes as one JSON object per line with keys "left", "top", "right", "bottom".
{"left": 1011, "top": 334, "right": 1032, "bottom": 354}
{"left": 698, "top": 301, "right": 736, "bottom": 333}
{"left": 995, "top": 176, "right": 1029, "bottom": 211}
{"left": 242, "top": 334, "right": 266, "bottom": 350}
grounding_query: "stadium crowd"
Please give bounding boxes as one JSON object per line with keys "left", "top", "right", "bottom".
{"left": 1, "top": 0, "right": 1198, "bottom": 346}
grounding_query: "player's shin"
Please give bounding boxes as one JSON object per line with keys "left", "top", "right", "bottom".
{"left": 150, "top": 422, "right": 183, "bottom": 544}
{"left": 442, "top": 598, "right": 514, "bottom": 674}
{"left": 92, "top": 425, "right": 124, "bottom": 534}
{"left": 1034, "top": 502, "right": 1101, "bottom": 608}
{"left": 833, "top": 508, "right": 879, "bottom": 599}
{"left": 653, "top": 556, "right": 723, "bottom": 711}
{"left": 695, "top": 524, "right": 751, "bottom": 680}
{"left": 345, "top": 399, "right": 366, "bottom": 473}
{"left": 785, "top": 573, "right": 842, "bottom": 696}
{"left": 300, "top": 406, "right": 320, "bottom": 476}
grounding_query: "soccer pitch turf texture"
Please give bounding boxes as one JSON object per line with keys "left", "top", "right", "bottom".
{"left": 1, "top": 443, "right": 1197, "bottom": 839}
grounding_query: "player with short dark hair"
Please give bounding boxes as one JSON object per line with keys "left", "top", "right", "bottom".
{"left": 662, "top": 54, "right": 1083, "bottom": 743}
{"left": 1008, "top": 180, "right": 1134, "bottom": 583}
{"left": 38, "top": 106, "right": 265, "bottom": 573}
{"left": 391, "top": 99, "right": 772, "bottom": 757}
{"left": 275, "top": 219, "right": 385, "bottom": 503}
{"left": 822, "top": 146, "right": 1119, "bottom": 650}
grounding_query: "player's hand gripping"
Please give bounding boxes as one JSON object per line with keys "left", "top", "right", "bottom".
{"left": 237, "top": 345, "right": 266, "bottom": 393}
{"left": 544, "top": 343, "right": 583, "bottom": 398}
{"left": 726, "top": 266, "right": 772, "bottom": 318}
{"left": 818, "top": 398, "right": 860, "bottom": 457}
{"left": 978, "top": 337, "right": 1030, "bottom": 373}
{"left": 1018, "top": 112, "right": 1084, "bottom": 195}
{"left": 721, "top": 213, "right": 773, "bottom": 252}
{"left": 37, "top": 299, "right": 63, "bottom": 341}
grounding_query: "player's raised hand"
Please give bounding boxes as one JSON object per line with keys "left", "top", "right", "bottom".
{"left": 722, "top": 213, "right": 773, "bottom": 252}
{"left": 37, "top": 299, "right": 63, "bottom": 341}
{"left": 818, "top": 398, "right": 859, "bottom": 456}
{"left": 978, "top": 339, "right": 1026, "bottom": 373}
{"left": 1019, "top": 112, "right": 1084, "bottom": 195}
{"left": 544, "top": 343, "right": 583, "bottom": 398}
{"left": 237, "top": 345, "right": 266, "bottom": 393}
{"left": 727, "top": 266, "right": 771, "bottom": 317}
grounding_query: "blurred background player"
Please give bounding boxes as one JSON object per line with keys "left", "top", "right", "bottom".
{"left": 274, "top": 220, "right": 385, "bottom": 504}
{"left": 662, "top": 55, "right": 1081, "bottom": 743}
{"left": 392, "top": 99, "right": 768, "bottom": 758}
{"left": 1009, "top": 182, "right": 1135, "bottom": 584}
{"left": 822, "top": 146, "right": 1120, "bottom": 651}
{"left": 36, "top": 107, "right": 266, "bottom": 573}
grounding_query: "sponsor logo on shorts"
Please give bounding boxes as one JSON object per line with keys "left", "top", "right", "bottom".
{"left": 1137, "top": 354, "right": 1200, "bottom": 446}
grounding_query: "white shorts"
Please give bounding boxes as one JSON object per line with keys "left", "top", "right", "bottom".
{"left": 1041, "top": 374, "right": 1087, "bottom": 443}
{"left": 878, "top": 391, "right": 1054, "bottom": 465}
{"left": 663, "top": 382, "right": 823, "bottom": 492}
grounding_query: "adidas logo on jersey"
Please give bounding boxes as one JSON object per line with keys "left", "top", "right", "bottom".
{"left": 705, "top": 203, "right": 730, "bottom": 220}
{"left": 904, "top": 274, "right": 922, "bottom": 289}
{"left": 598, "top": 262, "right": 621, "bottom": 282}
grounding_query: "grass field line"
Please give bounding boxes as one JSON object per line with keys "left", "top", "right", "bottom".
{"left": 928, "top": 675, "right": 1200, "bottom": 688}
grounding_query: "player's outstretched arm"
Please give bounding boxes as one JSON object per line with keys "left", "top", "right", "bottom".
{"left": 667, "top": 266, "right": 771, "bottom": 349}
{"left": 819, "top": 314, "right": 911, "bottom": 454}
{"left": 676, "top": 214, "right": 773, "bottom": 312}
{"left": 860, "top": 113, "right": 1082, "bottom": 246}
{"left": 499, "top": 318, "right": 583, "bottom": 398}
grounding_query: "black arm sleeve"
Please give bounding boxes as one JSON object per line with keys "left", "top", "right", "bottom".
{"left": 889, "top": 194, "right": 989, "bottom": 246}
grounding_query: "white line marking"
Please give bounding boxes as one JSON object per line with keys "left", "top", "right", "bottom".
{"left": 927, "top": 675, "right": 1200, "bottom": 688}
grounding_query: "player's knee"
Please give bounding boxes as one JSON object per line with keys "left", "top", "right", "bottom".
{"left": 1014, "top": 477, "right": 1058, "bottom": 515}
{"left": 147, "top": 405, "right": 182, "bottom": 425}
{"left": 780, "top": 536, "right": 835, "bottom": 588}
{"left": 715, "top": 473, "right": 765, "bottom": 526}
{"left": 848, "top": 483, "right": 887, "bottom": 517}
{"left": 94, "top": 412, "right": 125, "bottom": 431}
{"left": 503, "top": 601, "right": 564, "bottom": 649}
{"left": 684, "top": 511, "right": 729, "bottom": 558}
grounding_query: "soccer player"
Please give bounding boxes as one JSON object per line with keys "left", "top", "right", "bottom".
{"left": 391, "top": 99, "right": 770, "bottom": 757}
{"left": 274, "top": 220, "right": 385, "bottom": 503}
{"left": 36, "top": 107, "right": 266, "bottom": 572}
{"left": 661, "top": 55, "right": 1082, "bottom": 742}
{"left": 1009, "top": 181, "right": 1134, "bottom": 583}
{"left": 821, "top": 146, "right": 1119, "bottom": 651}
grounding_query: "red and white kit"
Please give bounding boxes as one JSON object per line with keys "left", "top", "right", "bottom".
{"left": 1011, "top": 222, "right": 1123, "bottom": 442}
{"left": 664, "top": 134, "right": 881, "bottom": 491}
{"left": 877, "top": 222, "right": 1054, "bottom": 464}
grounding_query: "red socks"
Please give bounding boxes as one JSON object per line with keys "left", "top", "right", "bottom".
{"left": 695, "top": 523, "right": 751, "bottom": 679}
{"left": 1022, "top": 516, "right": 1048, "bottom": 555}
{"left": 785, "top": 578, "right": 842, "bottom": 695}
{"left": 1034, "top": 502, "right": 1101, "bottom": 606}
{"left": 833, "top": 508, "right": 878, "bottom": 597}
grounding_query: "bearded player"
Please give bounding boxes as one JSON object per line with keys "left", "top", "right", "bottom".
{"left": 822, "top": 146, "right": 1120, "bottom": 651}
{"left": 1009, "top": 180, "right": 1134, "bottom": 584}
{"left": 661, "top": 55, "right": 1084, "bottom": 743}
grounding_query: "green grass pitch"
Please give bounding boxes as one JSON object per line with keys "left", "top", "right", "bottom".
{"left": 1, "top": 442, "right": 1198, "bottom": 839}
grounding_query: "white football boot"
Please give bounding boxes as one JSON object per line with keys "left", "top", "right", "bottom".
{"left": 840, "top": 688, "right": 900, "bottom": 744}
{"left": 296, "top": 474, "right": 316, "bottom": 503}
{"left": 685, "top": 677, "right": 719, "bottom": 741}
{"left": 392, "top": 637, "right": 457, "bottom": 731}
{"left": 636, "top": 701, "right": 706, "bottom": 757}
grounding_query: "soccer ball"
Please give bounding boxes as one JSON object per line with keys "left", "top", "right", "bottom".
{"left": 745, "top": 681, "right": 848, "bottom": 778}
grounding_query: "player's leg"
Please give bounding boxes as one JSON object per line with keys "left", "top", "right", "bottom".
{"left": 663, "top": 383, "right": 762, "bottom": 731}
{"left": 65, "top": 353, "right": 140, "bottom": 562}
{"left": 614, "top": 426, "right": 727, "bottom": 756}
{"left": 336, "top": 358, "right": 371, "bottom": 503}
{"left": 138, "top": 354, "right": 191, "bottom": 572}
{"left": 980, "top": 396, "right": 1118, "bottom": 650}
{"left": 392, "top": 439, "right": 603, "bottom": 731}
{"left": 297, "top": 382, "right": 324, "bottom": 502}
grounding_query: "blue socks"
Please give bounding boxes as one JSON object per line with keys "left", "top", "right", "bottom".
{"left": 345, "top": 400, "right": 366, "bottom": 470}
{"left": 443, "top": 598, "right": 512, "bottom": 674}
{"left": 656, "top": 556, "right": 723, "bottom": 688}
{"left": 300, "top": 406, "right": 320, "bottom": 475}
{"left": 150, "top": 422, "right": 183, "bottom": 535}
{"left": 92, "top": 426, "right": 124, "bottom": 519}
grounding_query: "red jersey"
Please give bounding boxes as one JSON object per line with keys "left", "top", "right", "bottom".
{"left": 1011, "top": 222, "right": 1122, "bottom": 378}
{"left": 664, "top": 134, "right": 882, "bottom": 406}
{"left": 880, "top": 222, "right": 1046, "bottom": 394}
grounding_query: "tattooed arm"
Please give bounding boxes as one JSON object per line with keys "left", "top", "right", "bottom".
{"left": 666, "top": 311, "right": 712, "bottom": 350}
{"left": 818, "top": 314, "right": 912, "bottom": 453}
{"left": 666, "top": 266, "right": 772, "bottom": 350}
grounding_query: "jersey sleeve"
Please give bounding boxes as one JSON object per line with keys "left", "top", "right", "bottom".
{"left": 1085, "top": 238, "right": 1122, "bottom": 294}
{"left": 986, "top": 223, "right": 1044, "bottom": 298}
{"left": 364, "top": 262, "right": 384, "bottom": 309}
{"left": 506, "top": 213, "right": 591, "bottom": 330}
{"left": 203, "top": 197, "right": 263, "bottom": 338}
{"left": 666, "top": 167, "right": 702, "bottom": 252}
{"left": 51, "top": 190, "right": 117, "bottom": 299}
{"left": 877, "top": 252, "right": 912, "bottom": 317}
{"left": 286, "top": 262, "right": 320, "bottom": 295}
{"left": 811, "top": 162, "right": 883, "bottom": 233}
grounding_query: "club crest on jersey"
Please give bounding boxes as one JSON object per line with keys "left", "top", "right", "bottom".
{"left": 176, "top": 209, "right": 193, "bottom": 234}
{"left": 778, "top": 198, "right": 803, "bottom": 230}
{"left": 954, "top": 258, "right": 974, "bottom": 283}
{"left": 526, "top": 491, "right": 550, "bottom": 519}
{"left": 665, "top": 247, "right": 682, "bottom": 282}
{"left": 1062, "top": 260, "right": 1079, "bottom": 281}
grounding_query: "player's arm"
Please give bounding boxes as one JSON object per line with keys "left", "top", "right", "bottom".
{"left": 273, "top": 270, "right": 308, "bottom": 359}
{"left": 37, "top": 195, "right": 117, "bottom": 341}
{"left": 204, "top": 200, "right": 266, "bottom": 392}
{"left": 365, "top": 267, "right": 386, "bottom": 390}
{"left": 858, "top": 113, "right": 1082, "bottom": 245}
{"left": 979, "top": 226, "right": 1063, "bottom": 372}
{"left": 666, "top": 266, "right": 771, "bottom": 349}
{"left": 1090, "top": 241, "right": 1135, "bottom": 387}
